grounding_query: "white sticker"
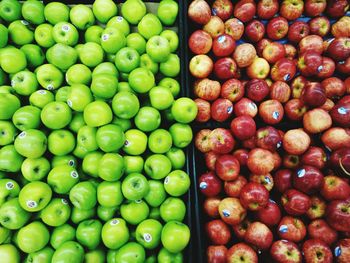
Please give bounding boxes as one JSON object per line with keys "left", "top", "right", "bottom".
{"left": 68, "top": 160, "right": 75, "bottom": 167}
{"left": 71, "top": 171, "right": 79, "bottom": 179}
{"left": 62, "top": 25, "right": 70, "bottom": 32}
{"left": 212, "top": 8, "right": 217, "bottom": 15}
{"left": 317, "top": 65, "right": 323, "bottom": 73}
{"left": 27, "top": 200, "right": 38, "bottom": 208}
{"left": 272, "top": 111, "right": 280, "bottom": 120}
{"left": 110, "top": 219, "right": 120, "bottom": 225}
{"left": 218, "top": 35, "right": 226, "bottom": 43}
{"left": 19, "top": 131, "right": 26, "bottom": 138}
{"left": 335, "top": 246, "right": 342, "bottom": 257}
{"left": 338, "top": 107, "right": 347, "bottom": 115}
{"left": 102, "top": 34, "right": 109, "bottom": 41}
{"left": 264, "top": 176, "right": 271, "bottom": 184}
{"left": 222, "top": 209, "right": 230, "bottom": 217}
{"left": 297, "top": 169, "right": 306, "bottom": 178}
{"left": 67, "top": 99, "right": 73, "bottom": 107}
{"left": 277, "top": 141, "right": 282, "bottom": 148}
{"left": 61, "top": 198, "right": 68, "bottom": 205}
{"left": 249, "top": 102, "right": 257, "bottom": 110}
{"left": 124, "top": 140, "right": 129, "bottom": 146}
{"left": 117, "top": 16, "right": 123, "bottom": 22}
{"left": 284, "top": 74, "right": 291, "bottom": 81}
{"left": 5, "top": 182, "right": 14, "bottom": 190}
{"left": 227, "top": 106, "right": 233, "bottom": 114}
{"left": 38, "top": 90, "right": 47, "bottom": 95}
{"left": 164, "top": 176, "right": 170, "bottom": 184}
{"left": 199, "top": 181, "right": 207, "bottom": 189}
{"left": 279, "top": 225, "right": 288, "bottom": 233}
{"left": 237, "top": 20, "right": 243, "bottom": 25}
{"left": 47, "top": 84, "right": 54, "bottom": 90}
{"left": 143, "top": 233, "right": 152, "bottom": 243}
{"left": 21, "top": 20, "right": 29, "bottom": 25}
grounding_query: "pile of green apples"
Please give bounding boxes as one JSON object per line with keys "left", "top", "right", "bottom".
{"left": 0, "top": 0, "right": 198, "bottom": 262}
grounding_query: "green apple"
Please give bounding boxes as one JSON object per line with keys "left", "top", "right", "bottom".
{"left": 46, "top": 43, "right": 78, "bottom": 70}
{"left": 93, "top": 62, "right": 118, "bottom": 76}
{"left": 121, "top": 0, "right": 146, "bottom": 24}
{"left": 117, "top": 82, "right": 132, "bottom": 93}
{"left": 47, "top": 165, "right": 79, "bottom": 194}
{"left": 79, "top": 42, "right": 104, "bottom": 68}
{"left": 82, "top": 152, "right": 102, "bottom": 178}
{"left": 97, "top": 205, "right": 118, "bottom": 222}
{"left": 164, "top": 170, "right": 190, "bottom": 197}
{"left": 0, "top": 0, "right": 21, "bottom": 22}
{"left": 84, "top": 101, "right": 113, "bottom": 127}
{"left": 51, "top": 241, "right": 84, "bottom": 263}
{"left": 55, "top": 86, "right": 69, "bottom": 102}
{"left": 160, "top": 197, "right": 186, "bottom": 222}
{"left": 121, "top": 173, "right": 149, "bottom": 201}
{"left": 48, "top": 129, "right": 75, "bottom": 156}
{"left": 149, "top": 86, "right": 174, "bottom": 110}
{"left": 157, "top": 0, "right": 178, "bottom": 26}
{"left": 66, "top": 64, "right": 92, "bottom": 86}
{"left": 34, "top": 24, "right": 55, "bottom": 48}
{"left": 148, "top": 129, "right": 173, "bottom": 154}
{"left": 70, "top": 4, "right": 95, "bottom": 30}
{"left": 50, "top": 224, "right": 75, "bottom": 250}
{"left": 91, "top": 74, "right": 118, "bottom": 99}
{"left": 8, "top": 20, "right": 34, "bottom": 46}
{"left": 24, "top": 246, "right": 54, "bottom": 263}
{"left": 52, "top": 22, "right": 79, "bottom": 46}
{"left": 0, "top": 178, "right": 20, "bottom": 205}
{"left": 21, "top": 157, "right": 50, "bottom": 181}
{"left": 14, "top": 129, "right": 47, "bottom": 158}
{"left": 0, "top": 198, "right": 30, "bottom": 229}
{"left": 0, "top": 226, "right": 11, "bottom": 244}
{"left": 106, "top": 53, "right": 116, "bottom": 63}
{"left": 101, "top": 27, "right": 126, "bottom": 54}
{"left": 149, "top": 207, "right": 161, "bottom": 220}
{"left": 124, "top": 156, "right": 144, "bottom": 174}
{"left": 18, "top": 181, "right": 52, "bottom": 212}
{"left": 0, "top": 145, "right": 24, "bottom": 172}
{"left": 146, "top": 36, "right": 170, "bottom": 63}
{"left": 67, "top": 84, "right": 93, "bottom": 112}
{"left": 112, "top": 117, "right": 131, "bottom": 132}
{"left": 40, "top": 198, "right": 71, "bottom": 227}
{"left": 44, "top": 2, "right": 69, "bottom": 24}
{"left": 161, "top": 221, "right": 190, "bottom": 253}
{"left": 0, "top": 24, "right": 8, "bottom": 48}
{"left": 98, "top": 153, "right": 124, "bottom": 181}
{"left": 71, "top": 207, "right": 96, "bottom": 224}
{"left": 41, "top": 101, "right": 72, "bottom": 129}
{"left": 68, "top": 112, "right": 85, "bottom": 133}
{"left": 72, "top": 144, "right": 89, "bottom": 159}
{"left": 0, "top": 85, "right": 14, "bottom": 94}
{"left": 84, "top": 25, "right": 103, "bottom": 44}
{"left": 158, "top": 77, "right": 180, "bottom": 97}
{"left": 160, "top": 30, "right": 179, "bottom": 53}
{"left": 123, "top": 129, "right": 148, "bottom": 155}
{"left": 77, "top": 126, "right": 98, "bottom": 152}
{"left": 140, "top": 54, "right": 159, "bottom": 74}
{"left": 144, "top": 180, "right": 167, "bottom": 207}
{"left": 0, "top": 47, "right": 27, "bottom": 74}
{"left": 136, "top": 219, "right": 162, "bottom": 249}
{"left": 107, "top": 249, "right": 118, "bottom": 263}
{"left": 116, "top": 242, "right": 145, "bottom": 263}
{"left": 120, "top": 200, "right": 149, "bottom": 225}
{"left": 85, "top": 249, "right": 105, "bottom": 263}
{"left": 0, "top": 70, "right": 7, "bottom": 86}
{"left": 35, "top": 64, "right": 63, "bottom": 90}
{"left": 93, "top": 0, "right": 117, "bottom": 23}
{"left": 171, "top": 98, "right": 197, "bottom": 123}
{"left": 17, "top": 221, "right": 49, "bottom": 253}
{"left": 166, "top": 147, "right": 185, "bottom": 169}
{"left": 126, "top": 33, "right": 146, "bottom": 55}
{"left": 97, "top": 181, "right": 123, "bottom": 207}
{"left": 102, "top": 218, "right": 129, "bottom": 249}
{"left": 11, "top": 71, "right": 38, "bottom": 96}
{"left": 69, "top": 181, "right": 97, "bottom": 210}
{"left": 138, "top": 14, "right": 162, "bottom": 40}
{"left": 129, "top": 68, "right": 155, "bottom": 94}
{"left": 146, "top": 255, "right": 157, "bottom": 263}
{"left": 22, "top": 0, "right": 44, "bottom": 25}
{"left": 160, "top": 54, "right": 180, "bottom": 77}
{"left": 12, "top": 105, "right": 40, "bottom": 131}
{"left": 144, "top": 154, "right": 172, "bottom": 180}
{"left": 169, "top": 123, "right": 193, "bottom": 148}
{"left": 115, "top": 47, "right": 140, "bottom": 73}
{"left": 0, "top": 244, "right": 20, "bottom": 263}
{"left": 134, "top": 106, "right": 161, "bottom": 132}
{"left": 0, "top": 121, "right": 16, "bottom": 146}
{"left": 0, "top": 93, "right": 20, "bottom": 120}
{"left": 29, "top": 90, "right": 54, "bottom": 109}
{"left": 112, "top": 91, "right": 140, "bottom": 119}
{"left": 158, "top": 247, "right": 183, "bottom": 263}
{"left": 96, "top": 124, "right": 125, "bottom": 152}
{"left": 106, "top": 16, "right": 130, "bottom": 36}
{"left": 20, "top": 44, "right": 45, "bottom": 68}
{"left": 51, "top": 155, "right": 77, "bottom": 168}
{"left": 76, "top": 219, "right": 102, "bottom": 250}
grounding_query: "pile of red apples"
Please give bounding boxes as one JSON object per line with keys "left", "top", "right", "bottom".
{"left": 188, "top": 0, "right": 350, "bottom": 262}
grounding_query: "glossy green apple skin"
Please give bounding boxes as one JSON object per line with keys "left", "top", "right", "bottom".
{"left": 77, "top": 126, "right": 98, "bottom": 152}
{"left": 21, "top": 157, "right": 50, "bottom": 182}
{"left": 50, "top": 224, "right": 76, "bottom": 250}
{"left": 47, "top": 165, "right": 79, "bottom": 194}
{"left": 101, "top": 27, "right": 126, "bottom": 54}
{"left": 106, "top": 16, "right": 130, "bottom": 36}
{"left": 116, "top": 242, "right": 146, "bottom": 263}
{"left": 71, "top": 207, "right": 96, "bottom": 225}
{"left": 79, "top": 42, "right": 104, "bottom": 68}
{"left": 123, "top": 129, "right": 148, "bottom": 156}
{"left": 0, "top": 121, "right": 16, "bottom": 146}
{"left": 36, "top": 64, "right": 64, "bottom": 91}
{"left": 115, "top": 47, "right": 140, "bottom": 73}
{"left": 144, "top": 180, "right": 167, "bottom": 208}
{"left": 0, "top": 145, "right": 24, "bottom": 172}
{"left": 34, "top": 24, "right": 55, "bottom": 48}
{"left": 66, "top": 64, "right": 92, "bottom": 86}
{"left": 98, "top": 153, "right": 124, "bottom": 182}
{"left": 14, "top": 129, "right": 47, "bottom": 159}
{"left": 90, "top": 74, "right": 118, "bottom": 100}
{"left": 0, "top": 24, "right": 8, "bottom": 48}
{"left": 136, "top": 219, "right": 163, "bottom": 249}
{"left": 164, "top": 170, "right": 191, "bottom": 197}
{"left": 126, "top": 33, "right": 146, "bottom": 55}
{"left": 17, "top": 221, "right": 50, "bottom": 253}
{"left": 0, "top": 244, "right": 20, "bottom": 263}
{"left": 40, "top": 198, "right": 71, "bottom": 227}
{"left": 68, "top": 113, "right": 85, "bottom": 134}
{"left": 8, "top": 21, "right": 34, "bottom": 46}
{"left": 160, "top": 54, "right": 181, "bottom": 77}
{"left": 0, "top": 178, "right": 20, "bottom": 205}
{"left": 160, "top": 30, "right": 179, "bottom": 53}
{"left": 84, "top": 101, "right": 113, "bottom": 127}
{"left": 96, "top": 124, "right": 125, "bottom": 153}
{"left": 0, "top": 47, "right": 27, "bottom": 74}
{"left": 85, "top": 249, "right": 106, "bottom": 263}
{"left": 97, "top": 205, "right": 118, "bottom": 222}
{"left": 24, "top": 246, "right": 54, "bottom": 263}
{"left": 11, "top": 71, "right": 38, "bottom": 96}
{"left": 144, "top": 154, "right": 172, "bottom": 180}
{"left": 149, "top": 207, "right": 161, "bottom": 220}
{"left": 46, "top": 43, "right": 78, "bottom": 71}
{"left": 148, "top": 129, "right": 173, "bottom": 154}
{"left": 41, "top": 101, "right": 72, "bottom": 130}
{"left": 18, "top": 181, "right": 52, "bottom": 212}
{"left": 70, "top": 4, "right": 95, "bottom": 30}
{"left": 52, "top": 22, "right": 79, "bottom": 46}
{"left": 112, "top": 91, "right": 140, "bottom": 119}
{"left": 112, "top": 117, "right": 131, "bottom": 132}
{"left": 44, "top": 2, "right": 70, "bottom": 24}
{"left": 146, "top": 36, "right": 171, "bottom": 63}
{"left": 160, "top": 197, "right": 186, "bottom": 222}
{"left": 166, "top": 147, "right": 186, "bottom": 170}
{"left": 124, "top": 156, "right": 144, "bottom": 174}
{"left": 171, "top": 98, "right": 198, "bottom": 124}
{"left": 157, "top": 0, "right": 178, "bottom": 26}
{"left": 93, "top": 0, "right": 117, "bottom": 24}
{"left": 140, "top": 53, "right": 159, "bottom": 75}
{"left": 55, "top": 86, "right": 70, "bottom": 102}
{"left": 121, "top": 173, "right": 149, "bottom": 201}
{"left": 134, "top": 107, "right": 161, "bottom": 132}
{"left": 20, "top": 44, "right": 46, "bottom": 69}
{"left": 76, "top": 219, "right": 102, "bottom": 250}
{"left": 47, "top": 129, "right": 75, "bottom": 156}
{"left": 0, "top": 198, "right": 30, "bottom": 230}
{"left": 121, "top": 0, "right": 146, "bottom": 24}
{"left": 97, "top": 181, "right": 123, "bottom": 207}
{"left": 169, "top": 123, "right": 193, "bottom": 148}
{"left": 69, "top": 181, "right": 97, "bottom": 210}
{"left": 93, "top": 62, "right": 118, "bottom": 76}
{"left": 51, "top": 155, "right": 77, "bottom": 168}
{"left": 0, "top": 0, "right": 21, "bottom": 22}
{"left": 0, "top": 93, "right": 21, "bottom": 120}
{"left": 51, "top": 241, "right": 84, "bottom": 263}
{"left": 129, "top": 68, "right": 155, "bottom": 94}
{"left": 12, "top": 105, "right": 41, "bottom": 131}
{"left": 82, "top": 152, "right": 102, "bottom": 178}
{"left": 158, "top": 247, "right": 183, "bottom": 263}
{"left": 0, "top": 226, "right": 11, "bottom": 244}
{"left": 67, "top": 84, "right": 93, "bottom": 112}
{"left": 120, "top": 200, "right": 149, "bottom": 225}
{"left": 161, "top": 221, "right": 190, "bottom": 253}
{"left": 22, "top": 0, "right": 45, "bottom": 25}
{"left": 29, "top": 90, "right": 55, "bottom": 109}
{"left": 102, "top": 218, "right": 129, "bottom": 250}
{"left": 149, "top": 86, "right": 174, "bottom": 110}
{"left": 138, "top": 14, "right": 163, "bottom": 40}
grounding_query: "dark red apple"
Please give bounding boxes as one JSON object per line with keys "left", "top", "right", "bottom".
{"left": 337, "top": 57, "right": 350, "bottom": 75}
{"left": 230, "top": 115, "right": 256, "bottom": 141}
{"left": 244, "top": 221, "right": 273, "bottom": 250}
{"left": 271, "top": 58, "right": 297, "bottom": 82}
{"left": 270, "top": 81, "right": 291, "bottom": 103}
{"left": 249, "top": 174, "right": 274, "bottom": 191}
{"left": 304, "top": 0, "right": 327, "bottom": 17}
{"left": 322, "top": 77, "right": 346, "bottom": 99}
{"left": 245, "top": 19, "right": 265, "bottom": 43}
{"left": 334, "top": 239, "right": 350, "bottom": 263}
{"left": 233, "top": 98, "right": 258, "bottom": 118}
{"left": 246, "top": 79, "right": 270, "bottom": 102}
{"left": 299, "top": 34, "right": 324, "bottom": 54}
{"left": 326, "top": 198, "right": 350, "bottom": 232}
{"left": 327, "top": 37, "right": 350, "bottom": 61}
{"left": 233, "top": 0, "right": 256, "bottom": 23}
{"left": 233, "top": 149, "right": 249, "bottom": 166}
{"left": 270, "top": 240, "right": 302, "bottom": 263}
{"left": 301, "top": 146, "right": 327, "bottom": 169}
{"left": 308, "top": 219, "right": 338, "bottom": 245}
{"left": 240, "top": 182, "right": 270, "bottom": 211}
{"left": 204, "top": 197, "right": 221, "bottom": 218}
{"left": 257, "top": 38, "right": 272, "bottom": 57}
{"left": 267, "top": 17, "right": 289, "bottom": 40}
{"left": 281, "top": 189, "right": 311, "bottom": 216}
{"left": 195, "top": 98, "right": 211, "bottom": 123}
{"left": 257, "top": 0, "right": 279, "bottom": 19}
{"left": 209, "top": 128, "right": 236, "bottom": 154}
{"left": 321, "top": 175, "right": 350, "bottom": 201}
{"left": 274, "top": 169, "right": 293, "bottom": 193}
{"left": 293, "top": 165, "right": 324, "bottom": 194}
{"left": 302, "top": 239, "right": 333, "bottom": 263}
{"left": 211, "top": 98, "right": 233, "bottom": 122}
{"left": 212, "top": 0, "right": 233, "bottom": 21}
{"left": 199, "top": 171, "right": 222, "bottom": 197}
{"left": 256, "top": 126, "right": 282, "bottom": 152}
{"left": 189, "top": 30, "right": 213, "bottom": 55}
{"left": 243, "top": 136, "right": 257, "bottom": 150}
{"left": 256, "top": 200, "right": 282, "bottom": 226}
{"left": 226, "top": 243, "right": 258, "bottom": 263}
{"left": 297, "top": 51, "right": 323, "bottom": 77}
{"left": 331, "top": 103, "right": 350, "bottom": 127}
{"left": 206, "top": 219, "right": 231, "bottom": 245}
{"left": 263, "top": 42, "right": 286, "bottom": 64}
{"left": 307, "top": 196, "right": 327, "bottom": 220}
{"left": 283, "top": 154, "right": 300, "bottom": 169}
{"left": 212, "top": 34, "right": 236, "bottom": 57}
{"left": 188, "top": 0, "right": 211, "bottom": 24}
{"left": 213, "top": 57, "right": 237, "bottom": 79}
{"left": 280, "top": 0, "right": 304, "bottom": 20}
{"left": 194, "top": 78, "right": 221, "bottom": 101}
{"left": 277, "top": 216, "right": 307, "bottom": 243}
{"left": 218, "top": 197, "right": 247, "bottom": 225}
{"left": 232, "top": 218, "right": 252, "bottom": 240}
{"left": 287, "top": 21, "right": 310, "bottom": 43}
{"left": 224, "top": 175, "right": 247, "bottom": 197}
{"left": 207, "top": 245, "right": 227, "bottom": 263}
{"left": 220, "top": 78, "right": 244, "bottom": 103}
{"left": 326, "top": 0, "right": 350, "bottom": 18}
{"left": 215, "top": 154, "right": 240, "bottom": 181}
{"left": 317, "top": 56, "right": 336, "bottom": 79}
{"left": 285, "top": 99, "right": 307, "bottom": 121}
{"left": 302, "top": 82, "right": 327, "bottom": 108}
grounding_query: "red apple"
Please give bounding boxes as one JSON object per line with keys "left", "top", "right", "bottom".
{"left": 257, "top": 38, "right": 272, "bottom": 57}
{"left": 221, "top": 78, "right": 244, "bottom": 103}
{"left": 212, "top": 34, "right": 236, "bottom": 57}
{"left": 326, "top": 0, "right": 350, "bottom": 18}
{"left": 209, "top": 128, "right": 235, "bottom": 154}
{"left": 195, "top": 129, "right": 212, "bottom": 153}
{"left": 284, "top": 44, "right": 297, "bottom": 60}
{"left": 285, "top": 99, "right": 307, "bottom": 121}
{"left": 322, "top": 77, "right": 346, "bottom": 99}
{"left": 308, "top": 219, "right": 338, "bottom": 245}
{"left": 207, "top": 245, "right": 227, "bottom": 263}
{"left": 283, "top": 154, "right": 301, "bottom": 169}
{"left": 257, "top": 0, "right": 279, "bottom": 19}
{"left": 188, "top": 0, "right": 211, "bottom": 24}
{"left": 270, "top": 240, "right": 302, "bottom": 263}
{"left": 226, "top": 243, "right": 258, "bottom": 263}
{"left": 280, "top": 0, "right": 304, "bottom": 20}
{"left": 297, "top": 51, "right": 323, "bottom": 77}
{"left": 337, "top": 57, "right": 350, "bottom": 74}
{"left": 213, "top": 57, "right": 237, "bottom": 80}
{"left": 320, "top": 98, "right": 335, "bottom": 111}
{"left": 256, "top": 200, "right": 281, "bottom": 226}
{"left": 212, "top": 0, "right": 233, "bottom": 21}
{"left": 271, "top": 58, "right": 297, "bottom": 82}
{"left": 204, "top": 197, "right": 221, "bottom": 218}
{"left": 332, "top": 16, "right": 350, "bottom": 38}
{"left": 224, "top": 18, "right": 244, "bottom": 41}
{"left": 219, "top": 197, "right": 247, "bottom": 225}
{"left": 232, "top": 218, "right": 252, "bottom": 240}
{"left": 233, "top": 43, "right": 257, "bottom": 68}
{"left": 283, "top": 129, "right": 311, "bottom": 155}
{"left": 334, "top": 239, "right": 350, "bottom": 263}
{"left": 321, "top": 175, "right": 350, "bottom": 201}
{"left": 199, "top": 171, "right": 222, "bottom": 197}
{"left": 247, "top": 57, "right": 270, "bottom": 79}
{"left": 301, "top": 146, "right": 327, "bottom": 169}
{"left": 249, "top": 174, "right": 274, "bottom": 191}
{"left": 330, "top": 148, "right": 350, "bottom": 176}
{"left": 304, "top": 0, "right": 327, "bottom": 17}
{"left": 205, "top": 151, "right": 220, "bottom": 171}
{"left": 245, "top": 20, "right": 265, "bottom": 43}
{"left": 206, "top": 219, "right": 231, "bottom": 245}
{"left": 293, "top": 165, "right": 324, "bottom": 194}
{"left": 317, "top": 56, "right": 336, "bottom": 79}
{"left": 194, "top": 78, "right": 221, "bottom": 101}
{"left": 224, "top": 175, "right": 248, "bottom": 197}
{"left": 246, "top": 79, "right": 270, "bottom": 102}
{"left": 321, "top": 127, "right": 350, "bottom": 151}
{"left": 291, "top": 76, "right": 308, "bottom": 99}
{"left": 195, "top": 98, "right": 211, "bottom": 123}
{"left": 307, "top": 196, "right": 327, "bottom": 220}
{"left": 327, "top": 37, "right": 350, "bottom": 61}
{"left": 230, "top": 115, "right": 256, "bottom": 141}
{"left": 189, "top": 30, "right": 213, "bottom": 55}
{"left": 233, "top": 149, "right": 249, "bottom": 166}
{"left": 203, "top": 16, "right": 225, "bottom": 38}
{"left": 244, "top": 221, "right": 273, "bottom": 250}
{"left": 233, "top": 0, "right": 256, "bottom": 23}
{"left": 240, "top": 182, "right": 270, "bottom": 211}
{"left": 270, "top": 81, "right": 290, "bottom": 103}
{"left": 346, "top": 78, "right": 350, "bottom": 94}
{"left": 330, "top": 102, "right": 350, "bottom": 127}
{"left": 272, "top": 150, "right": 282, "bottom": 170}
{"left": 302, "top": 82, "right": 327, "bottom": 108}
{"left": 302, "top": 239, "right": 333, "bottom": 263}
{"left": 303, "top": 108, "right": 332, "bottom": 134}
{"left": 267, "top": 17, "right": 289, "bottom": 40}
{"left": 243, "top": 136, "right": 257, "bottom": 150}
{"left": 215, "top": 154, "right": 240, "bottom": 181}
{"left": 287, "top": 21, "right": 310, "bottom": 43}
{"left": 278, "top": 216, "right": 307, "bottom": 243}
{"left": 309, "top": 16, "right": 331, "bottom": 37}
{"left": 326, "top": 198, "right": 350, "bottom": 232}
{"left": 299, "top": 34, "right": 324, "bottom": 54}
{"left": 255, "top": 126, "right": 282, "bottom": 152}
{"left": 281, "top": 189, "right": 311, "bottom": 216}
{"left": 259, "top": 99, "right": 284, "bottom": 125}
{"left": 247, "top": 148, "right": 275, "bottom": 175}
{"left": 274, "top": 169, "right": 293, "bottom": 193}
{"left": 234, "top": 98, "right": 258, "bottom": 118}
{"left": 211, "top": 98, "right": 233, "bottom": 122}
{"left": 189, "top": 54, "right": 214, "bottom": 78}
{"left": 263, "top": 42, "right": 286, "bottom": 64}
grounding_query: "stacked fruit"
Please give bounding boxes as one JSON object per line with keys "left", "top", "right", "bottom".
{"left": 0, "top": 0, "right": 197, "bottom": 262}
{"left": 188, "top": 0, "right": 350, "bottom": 262}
